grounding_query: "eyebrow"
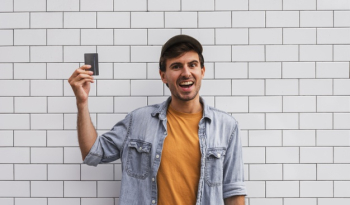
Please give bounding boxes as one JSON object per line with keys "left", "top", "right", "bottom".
{"left": 169, "top": 60, "right": 199, "bottom": 67}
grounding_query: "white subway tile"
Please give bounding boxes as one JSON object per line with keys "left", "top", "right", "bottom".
{"left": 0, "top": 46, "right": 29, "bottom": 62}
{"left": 284, "top": 198, "right": 316, "bottom": 205}
{"left": 64, "top": 113, "right": 96, "bottom": 129}
{"left": 0, "top": 0, "right": 13, "bottom": 12}
{"left": 47, "top": 29, "right": 80, "bottom": 45}
{"left": 300, "top": 147, "right": 333, "bottom": 163}
{"left": 250, "top": 0, "right": 282, "bottom": 10}
{"left": 0, "top": 131, "right": 13, "bottom": 146}
{"left": 284, "top": 164, "right": 316, "bottom": 180}
{"left": 14, "top": 63, "right": 46, "bottom": 79}
{"left": 249, "top": 62, "right": 281, "bottom": 78}
{"left": 131, "top": 46, "right": 160, "bottom": 62}
{"left": 64, "top": 147, "right": 83, "bottom": 163}
{"left": 300, "top": 79, "right": 332, "bottom": 95}
{"left": 215, "top": 0, "right": 248, "bottom": 10}
{"left": 266, "top": 45, "right": 298, "bottom": 62}
{"left": 15, "top": 198, "right": 46, "bottom": 205}
{"left": 232, "top": 11, "right": 265, "bottom": 27}
{"left": 250, "top": 198, "right": 282, "bottom": 205}
{"left": 47, "top": 130, "right": 79, "bottom": 146}
{"left": 318, "top": 164, "right": 350, "bottom": 180}
{"left": 0, "top": 164, "right": 13, "bottom": 180}
{"left": 47, "top": 0, "right": 79, "bottom": 11}
{"left": 64, "top": 181, "right": 96, "bottom": 197}
{"left": 88, "top": 97, "right": 113, "bottom": 113}
{"left": 300, "top": 11, "right": 333, "bottom": 27}
{"left": 14, "top": 130, "right": 46, "bottom": 146}
{"left": 81, "top": 29, "right": 113, "bottom": 45}
{"left": 131, "top": 12, "right": 163, "bottom": 28}
{"left": 283, "top": 28, "right": 316, "bottom": 44}
{"left": 97, "top": 46, "right": 130, "bottom": 62}
{"left": 215, "top": 63, "right": 247, "bottom": 79}
{"left": 82, "top": 198, "right": 114, "bottom": 205}
{"left": 0, "top": 63, "right": 13, "bottom": 79}
{"left": 283, "top": 0, "right": 316, "bottom": 10}
{"left": 0, "top": 147, "right": 29, "bottom": 163}
{"left": 302, "top": 181, "right": 334, "bottom": 198}
{"left": 334, "top": 11, "right": 350, "bottom": 27}
{"left": 114, "top": 97, "right": 147, "bottom": 113}
{"left": 0, "top": 79, "right": 29, "bottom": 96}
{"left": 232, "top": 79, "right": 264, "bottom": 95}
{"left": 318, "top": 28, "right": 350, "bottom": 44}
{"left": 282, "top": 62, "right": 315, "bottom": 78}
{"left": 98, "top": 181, "right": 121, "bottom": 197}
{"left": 203, "top": 46, "right": 231, "bottom": 61}
{"left": 114, "top": 29, "right": 147, "bottom": 45}
{"left": 31, "top": 114, "right": 63, "bottom": 129}
{"left": 233, "top": 114, "right": 265, "bottom": 129}
{"left": 316, "top": 62, "right": 349, "bottom": 78}
{"left": 243, "top": 147, "right": 265, "bottom": 163}
{"left": 31, "top": 46, "right": 62, "bottom": 62}
{"left": 15, "top": 164, "right": 46, "bottom": 180}
{"left": 266, "top": 181, "right": 299, "bottom": 197}
{"left": 48, "top": 165, "right": 80, "bottom": 180}
{"left": 31, "top": 80, "right": 63, "bottom": 96}
{"left": 317, "top": 130, "right": 350, "bottom": 146}
{"left": 317, "top": 0, "right": 350, "bottom": 10}
{"left": 47, "top": 63, "right": 79, "bottom": 80}
{"left": 97, "top": 113, "right": 126, "bottom": 129}
{"left": 216, "top": 28, "right": 247, "bottom": 45}
{"left": 31, "top": 181, "right": 63, "bottom": 197}
{"left": 250, "top": 28, "right": 282, "bottom": 45}
{"left": 334, "top": 45, "right": 350, "bottom": 61}
{"left": 0, "top": 181, "right": 30, "bottom": 197}
{"left": 232, "top": 45, "right": 264, "bottom": 61}
{"left": 0, "top": 97, "right": 13, "bottom": 113}
{"left": 318, "top": 96, "right": 350, "bottom": 112}
{"left": 335, "top": 181, "right": 350, "bottom": 197}
{"left": 97, "top": 12, "right": 130, "bottom": 28}
{"left": 266, "top": 11, "right": 299, "bottom": 27}
{"left": 131, "top": 80, "right": 163, "bottom": 96}
{"left": 0, "top": 114, "right": 29, "bottom": 130}
{"left": 182, "top": 0, "right": 213, "bottom": 11}
{"left": 64, "top": 46, "right": 96, "bottom": 62}
{"left": 215, "top": 97, "right": 248, "bottom": 112}
{"left": 319, "top": 199, "right": 350, "bottom": 205}
{"left": 81, "top": 164, "right": 114, "bottom": 180}
{"left": 283, "top": 96, "right": 316, "bottom": 112}
{"left": 266, "top": 113, "right": 298, "bottom": 129}
{"left": 148, "top": 29, "right": 180, "bottom": 45}
{"left": 0, "top": 30, "right": 13, "bottom": 45}
{"left": 0, "top": 13, "right": 29, "bottom": 29}
{"left": 31, "top": 12, "right": 63, "bottom": 28}
{"left": 250, "top": 164, "right": 282, "bottom": 180}
{"left": 334, "top": 147, "right": 350, "bottom": 163}
{"left": 182, "top": 29, "right": 215, "bottom": 45}
{"left": 31, "top": 148, "right": 63, "bottom": 163}
{"left": 165, "top": 12, "right": 197, "bottom": 28}
{"left": 48, "top": 198, "right": 80, "bottom": 205}
{"left": 64, "top": 12, "right": 96, "bottom": 28}
{"left": 149, "top": 0, "right": 180, "bottom": 11}
{"left": 200, "top": 80, "right": 231, "bottom": 95}
{"left": 81, "top": 0, "right": 113, "bottom": 11}
{"left": 300, "top": 113, "right": 332, "bottom": 129}
{"left": 198, "top": 12, "right": 231, "bottom": 28}
{"left": 283, "top": 130, "right": 315, "bottom": 146}
{"left": 245, "top": 181, "right": 265, "bottom": 197}
{"left": 249, "top": 96, "right": 282, "bottom": 112}
{"left": 249, "top": 130, "right": 282, "bottom": 146}
{"left": 266, "top": 79, "right": 298, "bottom": 95}
{"left": 14, "top": 97, "right": 46, "bottom": 113}
{"left": 114, "top": 0, "right": 147, "bottom": 11}
{"left": 301, "top": 45, "right": 333, "bottom": 61}
{"left": 97, "top": 80, "right": 130, "bottom": 96}
{"left": 14, "top": 0, "right": 46, "bottom": 11}
{"left": 114, "top": 63, "right": 146, "bottom": 79}
{"left": 266, "top": 147, "right": 299, "bottom": 163}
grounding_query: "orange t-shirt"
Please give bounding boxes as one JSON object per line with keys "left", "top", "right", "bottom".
{"left": 157, "top": 105, "right": 202, "bottom": 205}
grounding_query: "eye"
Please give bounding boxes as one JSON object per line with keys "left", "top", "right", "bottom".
{"left": 172, "top": 65, "right": 181, "bottom": 69}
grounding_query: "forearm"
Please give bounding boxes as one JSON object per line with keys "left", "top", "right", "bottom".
{"left": 224, "top": 195, "right": 245, "bottom": 205}
{"left": 77, "top": 102, "right": 98, "bottom": 160}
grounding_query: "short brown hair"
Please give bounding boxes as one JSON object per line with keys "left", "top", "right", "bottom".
{"left": 159, "top": 42, "right": 204, "bottom": 72}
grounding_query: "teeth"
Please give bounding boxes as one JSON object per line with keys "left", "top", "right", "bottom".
{"left": 180, "top": 81, "right": 193, "bottom": 85}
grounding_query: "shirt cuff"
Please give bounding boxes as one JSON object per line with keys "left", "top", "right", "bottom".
{"left": 82, "top": 137, "right": 102, "bottom": 167}
{"left": 223, "top": 182, "right": 247, "bottom": 199}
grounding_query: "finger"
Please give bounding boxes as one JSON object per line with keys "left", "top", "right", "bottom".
{"left": 70, "top": 73, "right": 93, "bottom": 86}
{"left": 71, "top": 65, "right": 93, "bottom": 79}
{"left": 76, "top": 78, "right": 94, "bottom": 86}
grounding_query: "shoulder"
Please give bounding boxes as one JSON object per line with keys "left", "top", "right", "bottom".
{"left": 208, "top": 106, "right": 238, "bottom": 124}
{"left": 128, "top": 103, "right": 161, "bottom": 117}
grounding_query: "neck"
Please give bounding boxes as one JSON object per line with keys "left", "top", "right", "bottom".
{"left": 169, "top": 95, "right": 203, "bottom": 114}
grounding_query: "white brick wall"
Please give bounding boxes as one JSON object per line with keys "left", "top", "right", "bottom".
{"left": 1, "top": 0, "right": 349, "bottom": 204}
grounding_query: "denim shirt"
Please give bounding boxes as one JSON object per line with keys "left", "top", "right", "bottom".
{"left": 83, "top": 96, "right": 247, "bottom": 205}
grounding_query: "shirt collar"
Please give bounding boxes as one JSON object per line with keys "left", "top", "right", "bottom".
{"left": 151, "top": 96, "right": 212, "bottom": 121}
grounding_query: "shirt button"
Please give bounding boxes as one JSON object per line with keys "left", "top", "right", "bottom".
{"left": 156, "top": 154, "right": 159, "bottom": 158}
{"left": 139, "top": 147, "right": 142, "bottom": 150}
{"left": 152, "top": 200, "right": 156, "bottom": 204}
{"left": 217, "top": 154, "right": 221, "bottom": 158}
{"left": 152, "top": 178, "right": 155, "bottom": 181}
{"left": 164, "top": 131, "right": 167, "bottom": 135}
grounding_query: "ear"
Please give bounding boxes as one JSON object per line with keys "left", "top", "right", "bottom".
{"left": 159, "top": 69, "right": 167, "bottom": 84}
{"left": 201, "top": 66, "right": 206, "bottom": 78}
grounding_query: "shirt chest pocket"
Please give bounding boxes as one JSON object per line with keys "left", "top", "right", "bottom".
{"left": 126, "top": 139, "right": 152, "bottom": 179}
{"left": 205, "top": 147, "right": 226, "bottom": 187}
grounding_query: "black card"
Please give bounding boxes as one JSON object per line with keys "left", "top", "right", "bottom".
{"left": 84, "top": 53, "right": 99, "bottom": 76}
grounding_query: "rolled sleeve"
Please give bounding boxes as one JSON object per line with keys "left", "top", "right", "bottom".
{"left": 223, "top": 121, "right": 247, "bottom": 198}
{"left": 83, "top": 112, "right": 132, "bottom": 166}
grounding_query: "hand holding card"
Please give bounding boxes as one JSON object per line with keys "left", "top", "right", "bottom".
{"left": 84, "top": 53, "right": 99, "bottom": 76}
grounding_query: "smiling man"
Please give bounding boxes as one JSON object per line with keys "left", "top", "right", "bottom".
{"left": 69, "top": 35, "right": 246, "bottom": 205}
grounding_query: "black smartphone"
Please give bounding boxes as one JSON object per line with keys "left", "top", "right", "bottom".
{"left": 84, "top": 53, "right": 99, "bottom": 76}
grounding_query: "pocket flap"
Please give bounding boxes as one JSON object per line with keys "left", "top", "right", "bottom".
{"left": 207, "top": 148, "right": 226, "bottom": 159}
{"left": 128, "top": 140, "right": 151, "bottom": 153}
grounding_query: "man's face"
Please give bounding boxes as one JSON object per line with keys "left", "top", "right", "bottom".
{"left": 159, "top": 51, "right": 205, "bottom": 102}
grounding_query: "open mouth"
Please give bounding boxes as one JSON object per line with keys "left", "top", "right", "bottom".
{"left": 179, "top": 81, "right": 194, "bottom": 89}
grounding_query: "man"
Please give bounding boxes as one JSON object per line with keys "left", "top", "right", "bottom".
{"left": 68, "top": 35, "right": 246, "bottom": 205}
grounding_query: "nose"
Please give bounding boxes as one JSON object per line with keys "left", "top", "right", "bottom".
{"left": 181, "top": 64, "right": 191, "bottom": 78}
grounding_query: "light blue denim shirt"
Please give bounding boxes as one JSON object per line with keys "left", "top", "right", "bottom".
{"left": 83, "top": 96, "right": 247, "bottom": 205}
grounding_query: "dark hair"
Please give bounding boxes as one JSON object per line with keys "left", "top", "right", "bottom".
{"left": 159, "top": 42, "right": 204, "bottom": 72}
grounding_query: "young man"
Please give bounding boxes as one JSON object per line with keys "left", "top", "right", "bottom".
{"left": 68, "top": 35, "right": 246, "bottom": 205}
